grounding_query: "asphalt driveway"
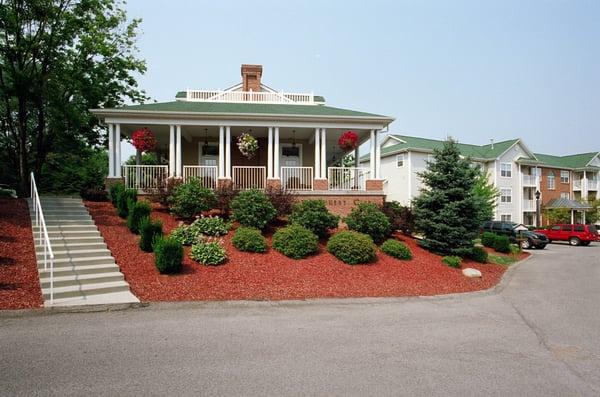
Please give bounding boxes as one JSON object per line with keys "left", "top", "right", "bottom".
{"left": 1, "top": 243, "right": 599, "bottom": 396}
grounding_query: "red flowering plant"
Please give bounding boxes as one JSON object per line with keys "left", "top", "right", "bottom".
{"left": 338, "top": 131, "right": 359, "bottom": 151}
{"left": 131, "top": 128, "right": 157, "bottom": 152}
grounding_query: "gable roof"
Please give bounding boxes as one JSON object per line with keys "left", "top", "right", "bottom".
{"left": 533, "top": 152, "right": 600, "bottom": 170}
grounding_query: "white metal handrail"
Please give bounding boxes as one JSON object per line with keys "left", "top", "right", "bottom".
{"left": 232, "top": 166, "right": 266, "bottom": 190}
{"left": 30, "top": 172, "right": 54, "bottom": 304}
{"left": 281, "top": 167, "right": 313, "bottom": 190}
{"left": 185, "top": 89, "right": 314, "bottom": 104}
{"left": 183, "top": 166, "right": 218, "bottom": 189}
{"left": 122, "top": 165, "right": 168, "bottom": 191}
{"left": 328, "top": 167, "right": 370, "bottom": 191}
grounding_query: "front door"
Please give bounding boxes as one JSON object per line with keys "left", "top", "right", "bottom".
{"left": 280, "top": 145, "right": 301, "bottom": 167}
{"left": 199, "top": 143, "right": 219, "bottom": 166}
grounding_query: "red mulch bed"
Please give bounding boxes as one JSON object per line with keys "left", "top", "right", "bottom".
{"left": 0, "top": 198, "right": 44, "bottom": 309}
{"left": 85, "top": 200, "right": 514, "bottom": 302}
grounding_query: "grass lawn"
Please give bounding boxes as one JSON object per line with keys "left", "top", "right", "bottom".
{"left": 488, "top": 254, "right": 519, "bottom": 266}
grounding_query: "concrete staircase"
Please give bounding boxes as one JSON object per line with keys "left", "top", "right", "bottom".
{"left": 29, "top": 196, "right": 139, "bottom": 307}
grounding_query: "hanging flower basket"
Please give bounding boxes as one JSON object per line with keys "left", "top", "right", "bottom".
{"left": 338, "top": 131, "right": 359, "bottom": 151}
{"left": 131, "top": 128, "right": 157, "bottom": 152}
{"left": 237, "top": 132, "right": 259, "bottom": 159}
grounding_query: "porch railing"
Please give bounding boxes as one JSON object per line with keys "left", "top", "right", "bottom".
{"left": 233, "top": 166, "right": 266, "bottom": 190}
{"left": 328, "top": 167, "right": 370, "bottom": 191}
{"left": 185, "top": 89, "right": 314, "bottom": 104}
{"left": 122, "top": 165, "right": 168, "bottom": 191}
{"left": 30, "top": 172, "right": 54, "bottom": 304}
{"left": 587, "top": 180, "right": 598, "bottom": 191}
{"left": 574, "top": 179, "right": 582, "bottom": 190}
{"left": 522, "top": 175, "right": 538, "bottom": 187}
{"left": 183, "top": 166, "right": 218, "bottom": 189}
{"left": 281, "top": 167, "right": 313, "bottom": 190}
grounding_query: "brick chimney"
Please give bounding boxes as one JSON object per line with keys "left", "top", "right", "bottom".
{"left": 241, "top": 64, "right": 262, "bottom": 92}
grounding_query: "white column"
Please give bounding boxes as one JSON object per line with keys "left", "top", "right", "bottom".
{"left": 583, "top": 171, "right": 588, "bottom": 200}
{"left": 274, "top": 127, "right": 280, "bottom": 178}
{"left": 314, "top": 128, "right": 320, "bottom": 179}
{"left": 267, "top": 127, "right": 273, "bottom": 179}
{"left": 369, "top": 129, "right": 376, "bottom": 178}
{"left": 225, "top": 126, "right": 231, "bottom": 178}
{"left": 169, "top": 125, "right": 175, "bottom": 177}
{"left": 354, "top": 147, "right": 359, "bottom": 168}
{"left": 218, "top": 126, "right": 225, "bottom": 178}
{"left": 518, "top": 163, "right": 522, "bottom": 224}
{"left": 115, "top": 124, "right": 121, "bottom": 178}
{"left": 375, "top": 130, "right": 381, "bottom": 179}
{"left": 176, "top": 125, "right": 182, "bottom": 177}
{"left": 320, "top": 128, "right": 327, "bottom": 179}
{"left": 108, "top": 123, "right": 114, "bottom": 178}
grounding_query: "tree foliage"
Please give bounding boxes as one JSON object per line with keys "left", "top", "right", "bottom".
{"left": 0, "top": 0, "right": 146, "bottom": 194}
{"left": 412, "top": 139, "right": 480, "bottom": 256}
{"left": 472, "top": 169, "right": 500, "bottom": 225}
{"left": 543, "top": 208, "right": 571, "bottom": 224}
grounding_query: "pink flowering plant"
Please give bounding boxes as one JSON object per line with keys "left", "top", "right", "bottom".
{"left": 237, "top": 132, "right": 259, "bottom": 159}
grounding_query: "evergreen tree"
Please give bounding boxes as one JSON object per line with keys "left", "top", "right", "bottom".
{"left": 412, "top": 139, "right": 480, "bottom": 256}
{"left": 472, "top": 169, "right": 500, "bottom": 225}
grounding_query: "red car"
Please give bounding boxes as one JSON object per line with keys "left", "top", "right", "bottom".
{"left": 534, "top": 224, "right": 599, "bottom": 246}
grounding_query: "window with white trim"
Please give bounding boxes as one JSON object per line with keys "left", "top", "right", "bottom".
{"left": 501, "top": 214, "right": 512, "bottom": 222}
{"left": 560, "top": 170, "right": 569, "bottom": 184}
{"left": 547, "top": 171, "right": 555, "bottom": 190}
{"left": 396, "top": 154, "right": 404, "bottom": 167}
{"left": 560, "top": 192, "right": 570, "bottom": 200}
{"left": 500, "top": 188, "right": 512, "bottom": 203}
{"left": 500, "top": 163, "right": 512, "bottom": 178}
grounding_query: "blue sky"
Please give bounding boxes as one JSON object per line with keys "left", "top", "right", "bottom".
{"left": 123, "top": 0, "right": 599, "bottom": 157}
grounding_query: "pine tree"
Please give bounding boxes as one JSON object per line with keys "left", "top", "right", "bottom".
{"left": 412, "top": 139, "right": 480, "bottom": 256}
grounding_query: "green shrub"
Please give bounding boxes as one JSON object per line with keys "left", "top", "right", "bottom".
{"left": 442, "top": 255, "right": 462, "bottom": 268}
{"left": 481, "top": 232, "right": 496, "bottom": 248}
{"left": 288, "top": 199, "right": 339, "bottom": 238}
{"left": 169, "top": 224, "right": 199, "bottom": 246}
{"left": 509, "top": 244, "right": 521, "bottom": 255}
{"left": 168, "top": 178, "right": 217, "bottom": 218}
{"left": 467, "top": 246, "right": 488, "bottom": 263}
{"left": 190, "top": 241, "right": 227, "bottom": 266}
{"left": 127, "top": 200, "right": 152, "bottom": 234}
{"left": 344, "top": 202, "right": 391, "bottom": 244}
{"left": 380, "top": 239, "right": 412, "bottom": 260}
{"left": 265, "top": 186, "right": 295, "bottom": 218}
{"left": 139, "top": 217, "right": 163, "bottom": 252}
{"left": 116, "top": 188, "right": 137, "bottom": 218}
{"left": 272, "top": 225, "right": 319, "bottom": 259}
{"left": 231, "top": 189, "right": 277, "bottom": 229}
{"left": 154, "top": 237, "right": 184, "bottom": 274}
{"left": 327, "top": 231, "right": 377, "bottom": 265}
{"left": 493, "top": 235, "right": 511, "bottom": 253}
{"left": 381, "top": 201, "right": 414, "bottom": 233}
{"left": 189, "top": 216, "right": 230, "bottom": 236}
{"left": 232, "top": 227, "right": 267, "bottom": 253}
{"left": 109, "top": 183, "right": 124, "bottom": 207}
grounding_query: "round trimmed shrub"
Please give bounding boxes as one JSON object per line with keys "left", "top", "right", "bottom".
{"left": 139, "top": 217, "right": 163, "bottom": 252}
{"left": 272, "top": 225, "right": 319, "bottom": 259}
{"left": 190, "top": 216, "right": 230, "bottom": 236}
{"left": 493, "top": 235, "right": 511, "bottom": 253}
{"left": 231, "top": 189, "right": 277, "bottom": 229}
{"left": 169, "top": 224, "right": 199, "bottom": 246}
{"left": 442, "top": 255, "right": 462, "bottom": 268}
{"left": 468, "top": 246, "right": 488, "bottom": 263}
{"left": 344, "top": 202, "right": 391, "bottom": 244}
{"left": 154, "top": 237, "right": 183, "bottom": 274}
{"left": 190, "top": 241, "right": 227, "bottom": 266}
{"left": 327, "top": 231, "right": 376, "bottom": 265}
{"left": 481, "top": 232, "right": 496, "bottom": 248}
{"left": 168, "top": 178, "right": 217, "bottom": 218}
{"left": 380, "top": 239, "right": 412, "bottom": 260}
{"left": 289, "top": 199, "right": 339, "bottom": 238}
{"left": 232, "top": 227, "right": 267, "bottom": 253}
{"left": 127, "top": 200, "right": 151, "bottom": 234}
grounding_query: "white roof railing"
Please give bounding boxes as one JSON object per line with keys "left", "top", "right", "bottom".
{"left": 184, "top": 90, "right": 315, "bottom": 105}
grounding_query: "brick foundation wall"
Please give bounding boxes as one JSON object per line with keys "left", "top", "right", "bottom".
{"left": 294, "top": 194, "right": 385, "bottom": 216}
{"left": 217, "top": 178, "right": 232, "bottom": 189}
{"left": 366, "top": 179, "right": 384, "bottom": 191}
{"left": 266, "top": 178, "right": 281, "bottom": 190}
{"left": 313, "top": 179, "right": 328, "bottom": 191}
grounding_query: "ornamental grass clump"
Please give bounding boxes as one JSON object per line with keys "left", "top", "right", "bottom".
{"left": 127, "top": 200, "right": 151, "bottom": 234}
{"left": 344, "top": 202, "right": 391, "bottom": 244}
{"left": 231, "top": 189, "right": 277, "bottom": 229}
{"left": 139, "top": 217, "right": 163, "bottom": 252}
{"left": 168, "top": 178, "right": 216, "bottom": 219}
{"left": 380, "top": 239, "right": 412, "bottom": 260}
{"left": 272, "top": 225, "right": 319, "bottom": 259}
{"left": 154, "top": 237, "right": 183, "bottom": 274}
{"left": 289, "top": 199, "right": 339, "bottom": 238}
{"left": 327, "top": 231, "right": 377, "bottom": 265}
{"left": 190, "top": 240, "right": 227, "bottom": 266}
{"left": 232, "top": 227, "right": 267, "bottom": 253}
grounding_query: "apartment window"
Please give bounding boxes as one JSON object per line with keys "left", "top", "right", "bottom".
{"left": 500, "top": 188, "right": 512, "bottom": 203}
{"left": 561, "top": 192, "right": 570, "bottom": 200}
{"left": 500, "top": 163, "right": 512, "bottom": 178}
{"left": 560, "top": 170, "right": 570, "bottom": 184}
{"left": 501, "top": 214, "right": 512, "bottom": 222}
{"left": 427, "top": 154, "right": 436, "bottom": 164}
{"left": 548, "top": 171, "right": 555, "bottom": 190}
{"left": 396, "top": 154, "right": 404, "bottom": 167}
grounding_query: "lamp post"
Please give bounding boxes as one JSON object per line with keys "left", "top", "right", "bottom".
{"left": 535, "top": 190, "right": 541, "bottom": 228}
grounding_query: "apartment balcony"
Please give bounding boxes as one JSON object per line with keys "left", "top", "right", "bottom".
{"left": 522, "top": 199, "right": 536, "bottom": 212}
{"left": 587, "top": 180, "right": 599, "bottom": 191}
{"left": 573, "top": 179, "right": 582, "bottom": 190}
{"left": 522, "top": 175, "right": 539, "bottom": 187}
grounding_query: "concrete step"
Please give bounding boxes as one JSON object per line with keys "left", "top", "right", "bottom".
{"left": 37, "top": 248, "right": 111, "bottom": 260}
{"left": 42, "top": 280, "right": 131, "bottom": 300}
{"left": 39, "top": 263, "right": 121, "bottom": 278}
{"left": 45, "top": 291, "right": 139, "bottom": 307}
{"left": 40, "top": 272, "right": 124, "bottom": 289}
{"left": 47, "top": 236, "right": 104, "bottom": 245}
{"left": 45, "top": 232, "right": 101, "bottom": 239}
{"left": 36, "top": 242, "right": 107, "bottom": 252}
{"left": 45, "top": 220, "right": 95, "bottom": 226}
{"left": 40, "top": 255, "right": 117, "bottom": 269}
{"left": 43, "top": 216, "right": 92, "bottom": 222}
{"left": 37, "top": 209, "right": 90, "bottom": 215}
{"left": 33, "top": 224, "right": 98, "bottom": 232}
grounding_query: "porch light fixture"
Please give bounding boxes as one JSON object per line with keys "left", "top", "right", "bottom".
{"left": 535, "top": 190, "right": 541, "bottom": 228}
{"left": 203, "top": 128, "right": 209, "bottom": 150}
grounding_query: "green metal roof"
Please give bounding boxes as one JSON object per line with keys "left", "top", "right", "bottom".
{"left": 174, "top": 91, "right": 326, "bottom": 104}
{"left": 533, "top": 152, "right": 600, "bottom": 169}
{"left": 544, "top": 198, "right": 592, "bottom": 210}
{"left": 105, "top": 100, "right": 388, "bottom": 119}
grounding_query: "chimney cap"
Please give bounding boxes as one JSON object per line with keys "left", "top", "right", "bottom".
{"left": 241, "top": 64, "right": 263, "bottom": 75}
